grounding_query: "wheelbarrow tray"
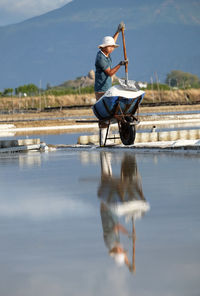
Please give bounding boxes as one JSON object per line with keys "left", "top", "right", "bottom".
{"left": 93, "top": 85, "right": 145, "bottom": 121}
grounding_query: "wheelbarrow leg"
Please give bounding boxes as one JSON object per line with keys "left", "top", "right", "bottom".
{"left": 104, "top": 124, "right": 110, "bottom": 146}
{"left": 99, "top": 122, "right": 110, "bottom": 147}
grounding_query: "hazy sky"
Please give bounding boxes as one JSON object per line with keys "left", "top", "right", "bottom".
{"left": 0, "top": 0, "right": 72, "bottom": 26}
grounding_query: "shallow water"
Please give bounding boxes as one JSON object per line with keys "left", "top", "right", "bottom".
{"left": 0, "top": 149, "right": 200, "bottom": 296}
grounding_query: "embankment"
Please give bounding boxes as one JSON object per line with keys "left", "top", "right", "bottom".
{"left": 1, "top": 89, "right": 200, "bottom": 111}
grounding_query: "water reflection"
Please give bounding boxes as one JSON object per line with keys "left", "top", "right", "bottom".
{"left": 18, "top": 152, "right": 42, "bottom": 168}
{"left": 98, "top": 152, "right": 150, "bottom": 273}
{"left": 0, "top": 149, "right": 200, "bottom": 295}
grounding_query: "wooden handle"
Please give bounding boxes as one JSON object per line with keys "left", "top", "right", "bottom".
{"left": 121, "top": 27, "right": 128, "bottom": 74}
{"left": 132, "top": 221, "right": 136, "bottom": 273}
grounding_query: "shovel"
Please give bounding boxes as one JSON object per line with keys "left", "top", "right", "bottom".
{"left": 119, "top": 26, "right": 139, "bottom": 91}
{"left": 121, "top": 26, "right": 128, "bottom": 84}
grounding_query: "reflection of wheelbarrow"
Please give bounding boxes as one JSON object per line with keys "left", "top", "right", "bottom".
{"left": 92, "top": 85, "right": 145, "bottom": 146}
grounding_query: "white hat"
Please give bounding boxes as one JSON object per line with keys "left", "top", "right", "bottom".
{"left": 110, "top": 253, "right": 125, "bottom": 266}
{"left": 98, "top": 36, "right": 119, "bottom": 48}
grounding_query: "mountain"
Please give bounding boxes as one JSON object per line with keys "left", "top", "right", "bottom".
{"left": 0, "top": 0, "right": 200, "bottom": 90}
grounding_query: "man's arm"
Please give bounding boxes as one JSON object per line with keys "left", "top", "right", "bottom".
{"left": 113, "top": 21, "right": 125, "bottom": 42}
{"left": 113, "top": 31, "right": 120, "bottom": 43}
{"left": 104, "top": 64, "right": 121, "bottom": 77}
{"left": 104, "top": 59, "right": 128, "bottom": 77}
{"left": 113, "top": 223, "right": 129, "bottom": 235}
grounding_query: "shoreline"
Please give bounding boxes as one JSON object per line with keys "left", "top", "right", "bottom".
{"left": 0, "top": 103, "right": 200, "bottom": 128}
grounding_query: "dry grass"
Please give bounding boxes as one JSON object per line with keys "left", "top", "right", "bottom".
{"left": 143, "top": 89, "right": 200, "bottom": 103}
{"left": 1, "top": 89, "right": 200, "bottom": 111}
{"left": 0, "top": 94, "right": 95, "bottom": 111}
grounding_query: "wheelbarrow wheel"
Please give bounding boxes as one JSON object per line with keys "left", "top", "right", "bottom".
{"left": 119, "top": 122, "right": 136, "bottom": 145}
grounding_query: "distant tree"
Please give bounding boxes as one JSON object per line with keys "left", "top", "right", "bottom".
{"left": 46, "top": 83, "right": 51, "bottom": 90}
{"left": 146, "top": 83, "right": 170, "bottom": 90}
{"left": 3, "top": 88, "right": 13, "bottom": 96}
{"left": 28, "top": 83, "right": 39, "bottom": 94}
{"left": 166, "top": 70, "right": 200, "bottom": 88}
{"left": 15, "top": 84, "right": 39, "bottom": 96}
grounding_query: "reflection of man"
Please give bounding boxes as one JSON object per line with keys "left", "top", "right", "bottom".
{"left": 98, "top": 152, "right": 150, "bottom": 272}
{"left": 100, "top": 202, "right": 132, "bottom": 270}
{"left": 120, "top": 153, "right": 145, "bottom": 202}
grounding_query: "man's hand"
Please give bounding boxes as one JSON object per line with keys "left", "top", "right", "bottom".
{"left": 119, "top": 59, "right": 128, "bottom": 66}
{"left": 117, "top": 21, "right": 125, "bottom": 33}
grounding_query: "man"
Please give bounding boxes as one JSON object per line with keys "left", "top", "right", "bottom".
{"left": 95, "top": 22, "right": 127, "bottom": 99}
{"left": 94, "top": 22, "right": 128, "bottom": 145}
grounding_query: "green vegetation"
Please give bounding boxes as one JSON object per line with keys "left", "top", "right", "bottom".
{"left": 145, "top": 83, "right": 170, "bottom": 91}
{"left": 2, "top": 88, "right": 14, "bottom": 96}
{"left": 0, "top": 83, "right": 39, "bottom": 98}
{"left": 166, "top": 70, "right": 200, "bottom": 89}
{"left": 15, "top": 84, "right": 39, "bottom": 96}
{"left": 45, "top": 85, "right": 94, "bottom": 96}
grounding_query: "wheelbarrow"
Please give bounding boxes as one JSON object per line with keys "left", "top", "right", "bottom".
{"left": 92, "top": 84, "right": 145, "bottom": 146}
